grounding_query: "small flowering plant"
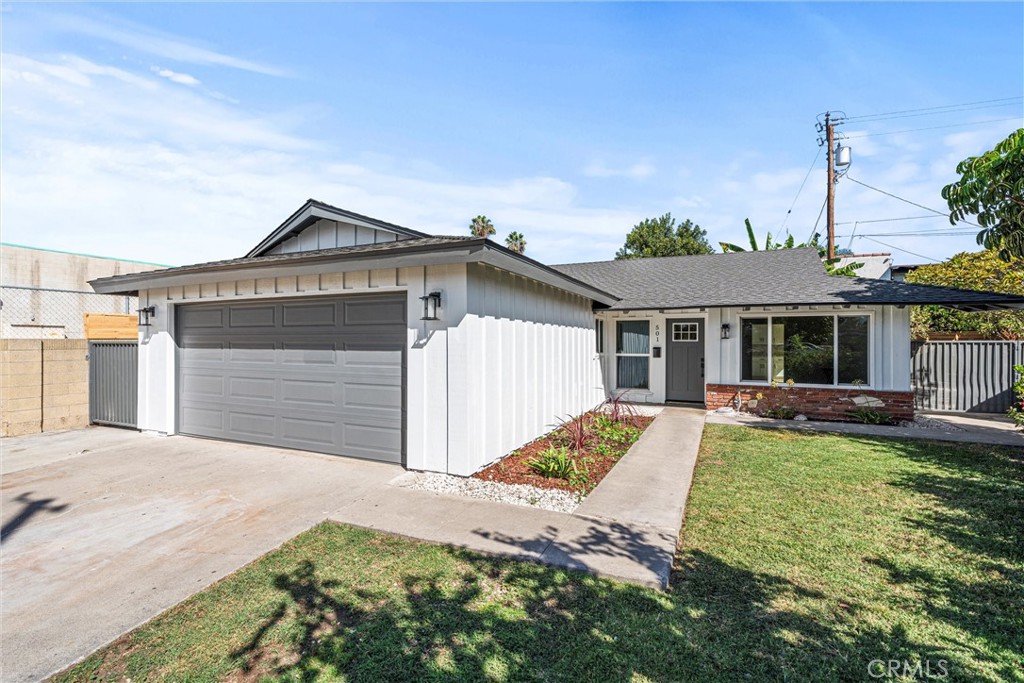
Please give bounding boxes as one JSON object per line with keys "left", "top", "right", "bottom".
{"left": 1008, "top": 365, "right": 1024, "bottom": 429}
{"left": 752, "top": 378, "right": 797, "bottom": 419}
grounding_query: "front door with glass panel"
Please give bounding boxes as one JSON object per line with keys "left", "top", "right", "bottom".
{"left": 666, "top": 318, "right": 705, "bottom": 402}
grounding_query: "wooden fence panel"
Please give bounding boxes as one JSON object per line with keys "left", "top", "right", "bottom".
{"left": 84, "top": 313, "right": 137, "bottom": 340}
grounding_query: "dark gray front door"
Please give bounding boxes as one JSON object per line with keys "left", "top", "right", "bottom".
{"left": 176, "top": 295, "right": 406, "bottom": 463}
{"left": 666, "top": 318, "right": 705, "bottom": 403}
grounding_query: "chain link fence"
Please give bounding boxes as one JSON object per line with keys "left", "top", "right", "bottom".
{"left": 0, "top": 286, "right": 137, "bottom": 339}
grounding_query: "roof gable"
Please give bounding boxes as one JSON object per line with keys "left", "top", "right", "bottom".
{"left": 246, "top": 199, "right": 430, "bottom": 258}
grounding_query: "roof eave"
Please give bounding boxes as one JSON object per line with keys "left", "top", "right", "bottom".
{"left": 90, "top": 239, "right": 620, "bottom": 305}
{"left": 91, "top": 240, "right": 484, "bottom": 294}
{"left": 598, "top": 300, "right": 1024, "bottom": 312}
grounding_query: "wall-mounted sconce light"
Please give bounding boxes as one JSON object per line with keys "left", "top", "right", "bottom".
{"left": 420, "top": 292, "right": 441, "bottom": 321}
{"left": 721, "top": 323, "right": 731, "bottom": 340}
{"left": 137, "top": 306, "right": 156, "bottom": 327}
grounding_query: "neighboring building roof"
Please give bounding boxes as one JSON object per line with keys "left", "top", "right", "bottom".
{"left": 834, "top": 252, "right": 892, "bottom": 280}
{"left": 245, "top": 199, "right": 431, "bottom": 258}
{"left": 553, "top": 248, "right": 1024, "bottom": 311}
{"left": 1, "top": 243, "right": 171, "bottom": 292}
{"left": 91, "top": 236, "right": 620, "bottom": 306}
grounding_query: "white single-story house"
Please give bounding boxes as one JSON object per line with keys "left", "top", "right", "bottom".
{"left": 91, "top": 199, "right": 1024, "bottom": 475}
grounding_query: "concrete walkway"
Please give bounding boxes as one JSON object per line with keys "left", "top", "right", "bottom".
{"left": 706, "top": 410, "right": 1024, "bottom": 447}
{"left": 1, "top": 410, "right": 704, "bottom": 682}
{"left": 367, "top": 406, "right": 705, "bottom": 590}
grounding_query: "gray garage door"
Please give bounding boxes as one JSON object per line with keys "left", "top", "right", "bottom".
{"left": 177, "top": 295, "right": 406, "bottom": 463}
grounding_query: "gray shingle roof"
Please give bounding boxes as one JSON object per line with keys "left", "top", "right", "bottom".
{"left": 553, "top": 248, "right": 1024, "bottom": 311}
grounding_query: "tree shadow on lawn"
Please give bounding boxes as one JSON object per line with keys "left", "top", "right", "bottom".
{"left": 850, "top": 436, "right": 1024, "bottom": 680}
{"left": 230, "top": 545, "right": 979, "bottom": 683}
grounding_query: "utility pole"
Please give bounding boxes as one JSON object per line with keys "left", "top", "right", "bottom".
{"left": 825, "top": 111, "right": 836, "bottom": 261}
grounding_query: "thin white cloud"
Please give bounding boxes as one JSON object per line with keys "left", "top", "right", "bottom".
{"left": 1, "top": 50, "right": 644, "bottom": 266}
{"left": 48, "top": 13, "right": 289, "bottom": 77}
{"left": 583, "top": 161, "right": 656, "bottom": 180}
{"left": 151, "top": 66, "right": 200, "bottom": 87}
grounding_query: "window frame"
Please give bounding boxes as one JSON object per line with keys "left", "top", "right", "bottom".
{"left": 615, "top": 320, "right": 651, "bottom": 390}
{"left": 671, "top": 321, "right": 699, "bottom": 342}
{"left": 737, "top": 311, "right": 873, "bottom": 388}
{"left": 595, "top": 319, "right": 605, "bottom": 354}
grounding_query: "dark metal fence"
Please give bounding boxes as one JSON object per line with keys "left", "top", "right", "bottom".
{"left": 911, "top": 340, "right": 1023, "bottom": 414}
{"left": 88, "top": 341, "right": 138, "bottom": 428}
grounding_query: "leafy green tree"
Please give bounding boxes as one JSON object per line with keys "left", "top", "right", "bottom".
{"left": 505, "top": 231, "right": 527, "bottom": 254}
{"left": 905, "top": 249, "right": 1024, "bottom": 339}
{"left": 720, "top": 219, "right": 862, "bottom": 276}
{"left": 615, "top": 213, "right": 714, "bottom": 259}
{"left": 942, "top": 128, "right": 1024, "bottom": 260}
{"left": 469, "top": 215, "right": 496, "bottom": 238}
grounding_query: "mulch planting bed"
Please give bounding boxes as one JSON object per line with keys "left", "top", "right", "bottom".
{"left": 473, "top": 409, "right": 655, "bottom": 494}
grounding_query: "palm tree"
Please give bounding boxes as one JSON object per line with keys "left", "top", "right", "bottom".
{"left": 505, "top": 231, "right": 527, "bottom": 254}
{"left": 469, "top": 215, "right": 496, "bottom": 238}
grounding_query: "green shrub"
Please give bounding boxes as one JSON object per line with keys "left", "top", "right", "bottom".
{"left": 848, "top": 407, "right": 895, "bottom": 425}
{"left": 1008, "top": 364, "right": 1024, "bottom": 428}
{"left": 763, "top": 407, "right": 797, "bottom": 420}
{"left": 525, "top": 446, "right": 578, "bottom": 480}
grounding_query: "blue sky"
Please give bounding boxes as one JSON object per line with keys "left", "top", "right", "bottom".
{"left": 2, "top": 2, "right": 1022, "bottom": 267}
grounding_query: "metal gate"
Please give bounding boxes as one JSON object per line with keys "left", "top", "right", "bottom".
{"left": 89, "top": 341, "right": 138, "bottom": 428}
{"left": 911, "top": 340, "right": 1023, "bottom": 413}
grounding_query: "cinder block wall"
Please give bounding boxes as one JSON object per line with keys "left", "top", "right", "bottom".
{"left": 1, "top": 339, "right": 90, "bottom": 436}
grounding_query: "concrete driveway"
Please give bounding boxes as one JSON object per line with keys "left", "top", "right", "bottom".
{"left": 0, "top": 427, "right": 402, "bottom": 683}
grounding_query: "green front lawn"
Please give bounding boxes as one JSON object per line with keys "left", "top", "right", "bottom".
{"left": 56, "top": 426, "right": 1023, "bottom": 682}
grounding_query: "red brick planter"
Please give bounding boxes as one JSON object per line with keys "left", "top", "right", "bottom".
{"left": 706, "top": 383, "right": 914, "bottom": 422}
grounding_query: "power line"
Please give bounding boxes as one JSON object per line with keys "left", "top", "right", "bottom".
{"left": 853, "top": 236, "right": 941, "bottom": 262}
{"left": 778, "top": 146, "right": 822, "bottom": 235}
{"left": 843, "top": 102, "right": 1022, "bottom": 124}
{"left": 846, "top": 176, "right": 981, "bottom": 227}
{"left": 845, "top": 96, "right": 1023, "bottom": 122}
{"left": 836, "top": 215, "right": 936, "bottom": 226}
{"left": 807, "top": 196, "right": 828, "bottom": 246}
{"left": 839, "top": 231, "right": 974, "bottom": 239}
{"left": 845, "top": 117, "right": 1022, "bottom": 139}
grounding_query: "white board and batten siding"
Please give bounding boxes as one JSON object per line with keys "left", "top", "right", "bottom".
{"left": 448, "top": 263, "right": 604, "bottom": 476}
{"left": 133, "top": 259, "right": 605, "bottom": 476}
{"left": 266, "top": 219, "right": 402, "bottom": 255}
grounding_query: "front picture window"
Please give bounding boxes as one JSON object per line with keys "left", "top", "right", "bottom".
{"left": 616, "top": 320, "right": 650, "bottom": 389}
{"left": 740, "top": 314, "right": 871, "bottom": 386}
{"left": 773, "top": 316, "right": 834, "bottom": 385}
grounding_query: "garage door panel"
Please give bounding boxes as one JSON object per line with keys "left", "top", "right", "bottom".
{"left": 342, "top": 382, "right": 401, "bottom": 411}
{"left": 343, "top": 299, "right": 405, "bottom": 326}
{"left": 181, "top": 372, "right": 225, "bottom": 398}
{"left": 182, "top": 405, "right": 224, "bottom": 432}
{"left": 343, "top": 423, "right": 402, "bottom": 459}
{"left": 178, "top": 295, "right": 405, "bottom": 464}
{"left": 179, "top": 307, "right": 224, "bottom": 328}
{"left": 229, "top": 305, "right": 276, "bottom": 328}
{"left": 280, "top": 342, "right": 338, "bottom": 366}
{"left": 228, "top": 411, "right": 278, "bottom": 438}
{"left": 282, "top": 302, "right": 337, "bottom": 327}
{"left": 227, "top": 341, "right": 277, "bottom": 364}
{"left": 281, "top": 378, "right": 338, "bottom": 407}
{"left": 228, "top": 376, "right": 277, "bottom": 401}
{"left": 280, "top": 416, "right": 336, "bottom": 446}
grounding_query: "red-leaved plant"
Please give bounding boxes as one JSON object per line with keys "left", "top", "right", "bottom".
{"left": 556, "top": 414, "right": 590, "bottom": 452}
{"left": 603, "top": 394, "right": 643, "bottom": 428}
